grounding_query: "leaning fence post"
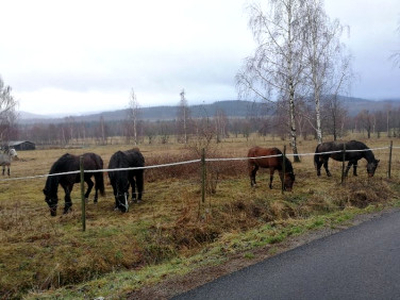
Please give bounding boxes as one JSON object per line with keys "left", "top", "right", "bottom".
{"left": 80, "top": 156, "right": 86, "bottom": 232}
{"left": 282, "top": 145, "right": 286, "bottom": 194}
{"left": 388, "top": 140, "right": 393, "bottom": 179}
{"left": 341, "top": 143, "right": 346, "bottom": 184}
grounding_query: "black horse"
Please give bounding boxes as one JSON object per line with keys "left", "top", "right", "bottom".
{"left": 43, "top": 153, "right": 105, "bottom": 216}
{"left": 314, "top": 140, "right": 380, "bottom": 177}
{"left": 108, "top": 148, "right": 145, "bottom": 212}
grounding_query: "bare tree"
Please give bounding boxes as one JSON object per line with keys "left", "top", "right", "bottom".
{"left": 127, "top": 88, "right": 140, "bottom": 145}
{"left": 0, "top": 77, "right": 18, "bottom": 143}
{"left": 322, "top": 95, "right": 348, "bottom": 140}
{"left": 214, "top": 108, "right": 228, "bottom": 143}
{"left": 356, "top": 109, "right": 374, "bottom": 139}
{"left": 302, "top": 0, "right": 351, "bottom": 144}
{"left": 177, "top": 89, "right": 190, "bottom": 144}
{"left": 236, "top": 0, "right": 308, "bottom": 162}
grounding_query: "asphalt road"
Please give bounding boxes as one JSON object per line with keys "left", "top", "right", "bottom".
{"left": 173, "top": 210, "right": 400, "bottom": 300}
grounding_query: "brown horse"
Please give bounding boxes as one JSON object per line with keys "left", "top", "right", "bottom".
{"left": 248, "top": 146, "right": 295, "bottom": 191}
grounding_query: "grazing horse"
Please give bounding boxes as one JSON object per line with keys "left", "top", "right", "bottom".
{"left": 108, "top": 148, "right": 145, "bottom": 212}
{"left": 0, "top": 147, "right": 18, "bottom": 176}
{"left": 248, "top": 146, "right": 295, "bottom": 191}
{"left": 43, "top": 153, "right": 105, "bottom": 216}
{"left": 314, "top": 140, "right": 380, "bottom": 177}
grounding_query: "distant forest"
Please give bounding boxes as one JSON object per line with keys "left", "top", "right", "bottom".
{"left": 12, "top": 97, "right": 400, "bottom": 146}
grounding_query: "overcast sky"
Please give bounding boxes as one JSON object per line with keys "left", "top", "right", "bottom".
{"left": 1, "top": 0, "right": 399, "bottom": 115}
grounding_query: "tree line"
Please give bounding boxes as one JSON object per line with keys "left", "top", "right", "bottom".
{"left": 9, "top": 100, "right": 400, "bottom": 147}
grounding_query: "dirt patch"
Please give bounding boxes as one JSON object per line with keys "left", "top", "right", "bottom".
{"left": 126, "top": 208, "right": 399, "bottom": 300}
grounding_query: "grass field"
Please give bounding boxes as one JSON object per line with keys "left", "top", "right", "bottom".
{"left": 1, "top": 134, "right": 400, "bottom": 299}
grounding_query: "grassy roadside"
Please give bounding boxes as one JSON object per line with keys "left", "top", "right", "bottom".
{"left": 26, "top": 197, "right": 400, "bottom": 299}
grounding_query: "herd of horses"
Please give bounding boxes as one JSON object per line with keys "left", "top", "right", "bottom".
{"left": 1, "top": 140, "right": 380, "bottom": 217}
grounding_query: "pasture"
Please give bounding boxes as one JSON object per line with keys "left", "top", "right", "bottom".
{"left": 1, "top": 135, "right": 400, "bottom": 299}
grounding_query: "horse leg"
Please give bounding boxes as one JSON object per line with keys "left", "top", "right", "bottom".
{"left": 136, "top": 172, "right": 144, "bottom": 202}
{"left": 62, "top": 185, "right": 73, "bottom": 214}
{"left": 249, "top": 165, "right": 258, "bottom": 187}
{"left": 323, "top": 158, "right": 332, "bottom": 177}
{"left": 352, "top": 160, "right": 358, "bottom": 176}
{"left": 269, "top": 169, "right": 275, "bottom": 189}
{"left": 85, "top": 177, "right": 94, "bottom": 202}
{"left": 2, "top": 166, "right": 4, "bottom": 176}
{"left": 129, "top": 175, "right": 137, "bottom": 202}
{"left": 316, "top": 158, "right": 323, "bottom": 177}
{"left": 7, "top": 166, "right": 10, "bottom": 176}
{"left": 111, "top": 182, "right": 118, "bottom": 210}
{"left": 345, "top": 161, "right": 352, "bottom": 177}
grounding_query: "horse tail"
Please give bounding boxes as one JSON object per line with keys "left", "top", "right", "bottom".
{"left": 314, "top": 145, "right": 320, "bottom": 168}
{"left": 92, "top": 154, "right": 106, "bottom": 196}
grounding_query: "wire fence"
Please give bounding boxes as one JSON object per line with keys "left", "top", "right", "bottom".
{"left": 0, "top": 145, "right": 398, "bottom": 183}
{"left": 1, "top": 143, "right": 398, "bottom": 231}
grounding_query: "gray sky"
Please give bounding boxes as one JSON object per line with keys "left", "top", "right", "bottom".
{"left": 1, "top": 0, "right": 399, "bottom": 115}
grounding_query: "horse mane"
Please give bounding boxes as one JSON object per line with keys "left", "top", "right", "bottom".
{"left": 283, "top": 157, "right": 294, "bottom": 173}
{"left": 44, "top": 153, "right": 75, "bottom": 197}
{"left": 49, "top": 153, "right": 74, "bottom": 173}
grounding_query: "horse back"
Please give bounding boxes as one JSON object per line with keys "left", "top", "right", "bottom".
{"left": 248, "top": 146, "right": 282, "bottom": 168}
{"left": 124, "top": 149, "right": 145, "bottom": 168}
{"left": 82, "top": 153, "right": 104, "bottom": 170}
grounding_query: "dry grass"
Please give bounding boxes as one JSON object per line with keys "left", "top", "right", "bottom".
{"left": 1, "top": 134, "right": 400, "bottom": 298}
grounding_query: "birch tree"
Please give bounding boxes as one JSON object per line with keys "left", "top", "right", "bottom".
{"left": 236, "top": 0, "right": 307, "bottom": 162}
{"left": 127, "top": 88, "right": 140, "bottom": 145}
{"left": 302, "top": 0, "right": 352, "bottom": 144}
{"left": 177, "top": 89, "right": 190, "bottom": 144}
{"left": 0, "top": 77, "right": 18, "bottom": 143}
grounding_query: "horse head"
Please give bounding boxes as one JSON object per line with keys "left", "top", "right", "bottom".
{"left": 115, "top": 190, "right": 129, "bottom": 213}
{"left": 6, "top": 148, "right": 18, "bottom": 160}
{"left": 43, "top": 188, "right": 58, "bottom": 216}
{"left": 367, "top": 159, "right": 380, "bottom": 177}
{"left": 284, "top": 172, "right": 295, "bottom": 191}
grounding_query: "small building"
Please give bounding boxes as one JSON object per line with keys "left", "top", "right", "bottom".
{"left": 7, "top": 140, "right": 36, "bottom": 151}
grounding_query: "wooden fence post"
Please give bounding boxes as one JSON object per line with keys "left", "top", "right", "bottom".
{"left": 199, "top": 148, "right": 206, "bottom": 219}
{"left": 388, "top": 140, "right": 393, "bottom": 179}
{"left": 282, "top": 145, "right": 286, "bottom": 194}
{"left": 80, "top": 156, "right": 86, "bottom": 232}
{"left": 341, "top": 143, "right": 346, "bottom": 184}
{"left": 201, "top": 148, "right": 206, "bottom": 204}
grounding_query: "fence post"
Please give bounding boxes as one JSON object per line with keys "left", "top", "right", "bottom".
{"left": 201, "top": 148, "right": 206, "bottom": 203}
{"left": 341, "top": 143, "right": 346, "bottom": 184}
{"left": 80, "top": 156, "right": 86, "bottom": 232}
{"left": 282, "top": 145, "right": 286, "bottom": 194}
{"left": 388, "top": 140, "right": 393, "bottom": 179}
{"left": 198, "top": 148, "right": 206, "bottom": 219}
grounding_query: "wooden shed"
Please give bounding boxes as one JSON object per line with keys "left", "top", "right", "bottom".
{"left": 7, "top": 140, "right": 36, "bottom": 151}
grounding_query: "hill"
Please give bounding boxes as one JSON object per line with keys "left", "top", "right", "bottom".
{"left": 17, "top": 97, "right": 400, "bottom": 124}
